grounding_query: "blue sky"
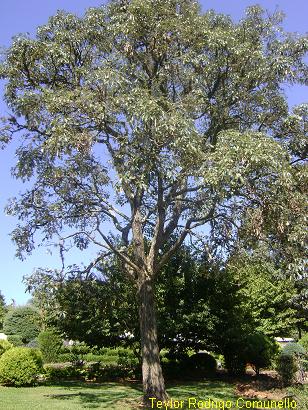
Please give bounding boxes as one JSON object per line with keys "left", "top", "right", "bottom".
{"left": 0, "top": 0, "right": 307, "bottom": 305}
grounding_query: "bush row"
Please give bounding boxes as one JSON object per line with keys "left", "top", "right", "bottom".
{"left": 1, "top": 330, "right": 307, "bottom": 387}
{"left": 44, "top": 362, "right": 139, "bottom": 381}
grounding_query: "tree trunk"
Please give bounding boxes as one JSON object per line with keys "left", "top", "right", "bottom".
{"left": 138, "top": 277, "right": 168, "bottom": 404}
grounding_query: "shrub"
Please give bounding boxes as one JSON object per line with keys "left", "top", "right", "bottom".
{"left": 25, "top": 339, "right": 39, "bottom": 348}
{"left": 117, "top": 350, "right": 138, "bottom": 367}
{"left": 298, "top": 334, "right": 308, "bottom": 353}
{"left": 187, "top": 353, "right": 217, "bottom": 375}
{"left": 224, "top": 353, "right": 246, "bottom": 376}
{"left": 245, "top": 333, "right": 279, "bottom": 375}
{"left": 223, "top": 340, "right": 247, "bottom": 376}
{"left": 57, "top": 342, "right": 91, "bottom": 365}
{"left": 44, "top": 363, "right": 137, "bottom": 382}
{"left": 0, "top": 340, "right": 13, "bottom": 356}
{"left": 0, "top": 347, "right": 43, "bottom": 386}
{"left": 57, "top": 352, "right": 75, "bottom": 363}
{"left": 283, "top": 342, "right": 306, "bottom": 357}
{"left": 38, "top": 329, "right": 63, "bottom": 363}
{"left": 67, "top": 342, "right": 90, "bottom": 365}
{"left": 276, "top": 354, "right": 298, "bottom": 386}
{"left": 7, "top": 334, "right": 24, "bottom": 346}
{"left": 44, "top": 364, "right": 81, "bottom": 380}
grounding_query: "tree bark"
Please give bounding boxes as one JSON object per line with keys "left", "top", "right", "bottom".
{"left": 138, "top": 276, "right": 168, "bottom": 404}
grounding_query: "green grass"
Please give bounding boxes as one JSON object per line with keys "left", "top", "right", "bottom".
{"left": 0, "top": 381, "right": 237, "bottom": 410}
{"left": 0, "top": 381, "right": 307, "bottom": 410}
{"left": 0, "top": 381, "right": 142, "bottom": 410}
{"left": 287, "top": 385, "right": 308, "bottom": 410}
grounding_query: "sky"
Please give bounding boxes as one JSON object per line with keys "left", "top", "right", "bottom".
{"left": 0, "top": 0, "right": 307, "bottom": 305}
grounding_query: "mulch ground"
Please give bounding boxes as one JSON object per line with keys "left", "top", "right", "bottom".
{"left": 234, "top": 370, "right": 307, "bottom": 400}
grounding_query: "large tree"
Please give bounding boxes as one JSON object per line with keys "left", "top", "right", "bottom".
{"left": 1, "top": 0, "right": 307, "bottom": 402}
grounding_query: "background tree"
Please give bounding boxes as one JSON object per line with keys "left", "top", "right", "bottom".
{"left": 3, "top": 306, "right": 41, "bottom": 345}
{"left": 1, "top": 0, "right": 307, "bottom": 402}
{"left": 24, "top": 248, "right": 258, "bottom": 357}
{"left": 228, "top": 254, "right": 301, "bottom": 337}
{"left": 0, "top": 292, "right": 6, "bottom": 330}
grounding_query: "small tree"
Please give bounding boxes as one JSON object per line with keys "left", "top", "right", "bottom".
{"left": 37, "top": 328, "right": 63, "bottom": 363}
{"left": 245, "top": 333, "right": 279, "bottom": 375}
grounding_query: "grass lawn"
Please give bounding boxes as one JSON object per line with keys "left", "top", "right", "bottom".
{"left": 0, "top": 380, "right": 307, "bottom": 410}
{"left": 0, "top": 380, "right": 236, "bottom": 410}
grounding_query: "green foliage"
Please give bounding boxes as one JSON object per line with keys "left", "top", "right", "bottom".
{"left": 117, "top": 350, "right": 138, "bottom": 368}
{"left": 0, "top": 339, "right": 13, "bottom": 356}
{"left": 44, "top": 362, "right": 137, "bottom": 382}
{"left": 244, "top": 333, "right": 279, "bottom": 375}
{"left": 3, "top": 306, "right": 41, "bottom": 344}
{"left": 298, "top": 334, "right": 308, "bottom": 353}
{"left": 69, "top": 342, "right": 91, "bottom": 365}
{"left": 57, "top": 345, "right": 139, "bottom": 367}
{"left": 0, "top": 291, "right": 6, "bottom": 330}
{"left": 25, "top": 248, "right": 253, "bottom": 355}
{"left": 276, "top": 354, "right": 298, "bottom": 386}
{"left": 0, "top": 347, "right": 42, "bottom": 386}
{"left": 25, "top": 265, "right": 139, "bottom": 348}
{"left": 282, "top": 342, "right": 306, "bottom": 357}
{"left": 229, "top": 256, "right": 301, "bottom": 337}
{"left": 43, "top": 364, "right": 81, "bottom": 381}
{"left": 37, "top": 328, "right": 63, "bottom": 363}
{"left": 7, "top": 334, "right": 24, "bottom": 346}
{"left": 223, "top": 332, "right": 279, "bottom": 376}
{"left": 302, "top": 360, "right": 308, "bottom": 371}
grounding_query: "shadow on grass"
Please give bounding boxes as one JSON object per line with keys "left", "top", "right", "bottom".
{"left": 167, "top": 380, "right": 237, "bottom": 401}
{"left": 41, "top": 379, "right": 261, "bottom": 409}
{"left": 44, "top": 381, "right": 143, "bottom": 409}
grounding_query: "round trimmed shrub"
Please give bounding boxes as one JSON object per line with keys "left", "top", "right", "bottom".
{"left": 0, "top": 347, "right": 43, "bottom": 386}
{"left": 187, "top": 352, "right": 217, "bottom": 375}
{"left": 0, "top": 340, "right": 13, "bottom": 356}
